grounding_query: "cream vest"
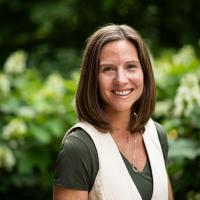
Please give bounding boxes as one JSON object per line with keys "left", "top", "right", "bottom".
{"left": 64, "top": 119, "right": 168, "bottom": 200}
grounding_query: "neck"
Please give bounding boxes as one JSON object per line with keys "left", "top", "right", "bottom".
{"left": 104, "top": 109, "right": 131, "bottom": 138}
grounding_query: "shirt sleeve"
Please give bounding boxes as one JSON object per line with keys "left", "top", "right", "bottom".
{"left": 53, "top": 128, "right": 98, "bottom": 191}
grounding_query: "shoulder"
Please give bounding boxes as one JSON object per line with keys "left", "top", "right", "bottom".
{"left": 62, "top": 128, "right": 96, "bottom": 153}
{"left": 154, "top": 121, "right": 168, "bottom": 145}
{"left": 62, "top": 128, "right": 99, "bottom": 166}
{"left": 61, "top": 127, "right": 99, "bottom": 171}
{"left": 54, "top": 128, "right": 98, "bottom": 191}
{"left": 153, "top": 121, "right": 169, "bottom": 165}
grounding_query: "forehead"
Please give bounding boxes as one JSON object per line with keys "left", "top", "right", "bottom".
{"left": 99, "top": 39, "right": 139, "bottom": 62}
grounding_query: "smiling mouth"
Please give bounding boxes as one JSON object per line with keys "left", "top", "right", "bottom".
{"left": 112, "top": 89, "right": 133, "bottom": 96}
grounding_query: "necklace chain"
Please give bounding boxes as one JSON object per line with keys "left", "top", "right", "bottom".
{"left": 133, "top": 132, "right": 137, "bottom": 160}
{"left": 111, "top": 131, "right": 140, "bottom": 172}
{"left": 132, "top": 132, "right": 139, "bottom": 172}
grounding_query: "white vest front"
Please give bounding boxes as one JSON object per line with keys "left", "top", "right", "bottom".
{"left": 65, "top": 119, "right": 168, "bottom": 200}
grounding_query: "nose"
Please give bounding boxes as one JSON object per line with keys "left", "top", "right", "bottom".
{"left": 114, "top": 69, "right": 128, "bottom": 85}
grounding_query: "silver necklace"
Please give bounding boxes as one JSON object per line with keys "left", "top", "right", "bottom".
{"left": 132, "top": 132, "right": 139, "bottom": 173}
{"left": 111, "top": 131, "right": 140, "bottom": 173}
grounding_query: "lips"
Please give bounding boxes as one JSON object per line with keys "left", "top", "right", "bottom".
{"left": 112, "top": 89, "right": 133, "bottom": 96}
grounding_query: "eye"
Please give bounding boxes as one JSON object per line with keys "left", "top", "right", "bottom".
{"left": 127, "top": 64, "right": 137, "bottom": 70}
{"left": 102, "top": 66, "right": 115, "bottom": 73}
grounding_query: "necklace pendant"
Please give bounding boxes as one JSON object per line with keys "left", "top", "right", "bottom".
{"left": 132, "top": 165, "right": 139, "bottom": 173}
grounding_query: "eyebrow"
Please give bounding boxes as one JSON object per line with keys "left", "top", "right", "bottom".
{"left": 126, "top": 61, "right": 141, "bottom": 66}
{"left": 99, "top": 60, "right": 141, "bottom": 67}
{"left": 99, "top": 63, "right": 115, "bottom": 67}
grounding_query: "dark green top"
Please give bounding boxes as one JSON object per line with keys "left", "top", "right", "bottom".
{"left": 54, "top": 122, "right": 168, "bottom": 200}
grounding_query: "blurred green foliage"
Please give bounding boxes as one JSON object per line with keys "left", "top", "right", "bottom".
{"left": 0, "top": 45, "right": 200, "bottom": 199}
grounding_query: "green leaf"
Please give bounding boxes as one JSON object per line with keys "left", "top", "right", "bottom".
{"left": 29, "top": 123, "right": 51, "bottom": 144}
{"left": 169, "top": 139, "right": 200, "bottom": 160}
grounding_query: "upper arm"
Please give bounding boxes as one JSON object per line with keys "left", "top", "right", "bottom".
{"left": 54, "top": 129, "right": 98, "bottom": 191}
{"left": 53, "top": 186, "right": 88, "bottom": 200}
{"left": 168, "top": 176, "right": 174, "bottom": 200}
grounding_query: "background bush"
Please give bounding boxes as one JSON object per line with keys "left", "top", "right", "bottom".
{"left": 0, "top": 51, "right": 78, "bottom": 199}
{"left": 153, "top": 46, "right": 200, "bottom": 199}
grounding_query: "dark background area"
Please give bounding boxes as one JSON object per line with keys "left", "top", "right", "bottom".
{"left": 0, "top": 0, "right": 199, "bottom": 77}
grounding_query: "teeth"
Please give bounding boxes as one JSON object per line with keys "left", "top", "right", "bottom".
{"left": 113, "top": 90, "right": 132, "bottom": 96}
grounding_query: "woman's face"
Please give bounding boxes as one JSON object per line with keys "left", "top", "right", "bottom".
{"left": 98, "top": 39, "right": 144, "bottom": 114}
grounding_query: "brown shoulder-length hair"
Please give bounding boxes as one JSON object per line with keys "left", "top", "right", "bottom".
{"left": 76, "top": 24, "right": 156, "bottom": 133}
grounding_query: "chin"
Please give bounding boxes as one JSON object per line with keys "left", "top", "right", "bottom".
{"left": 110, "top": 105, "right": 132, "bottom": 113}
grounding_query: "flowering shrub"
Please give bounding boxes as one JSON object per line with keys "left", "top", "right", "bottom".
{"left": 0, "top": 50, "right": 78, "bottom": 198}
{"left": 174, "top": 73, "right": 200, "bottom": 117}
{"left": 154, "top": 45, "right": 200, "bottom": 199}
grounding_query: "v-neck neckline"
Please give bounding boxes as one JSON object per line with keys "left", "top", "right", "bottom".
{"left": 120, "top": 152, "right": 149, "bottom": 174}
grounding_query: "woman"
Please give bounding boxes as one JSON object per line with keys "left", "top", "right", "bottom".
{"left": 53, "top": 24, "right": 173, "bottom": 200}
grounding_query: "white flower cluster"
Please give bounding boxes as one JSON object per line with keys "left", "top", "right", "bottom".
{"left": 4, "top": 50, "right": 27, "bottom": 74}
{"left": 0, "top": 74, "right": 10, "bottom": 96}
{"left": 43, "top": 73, "right": 65, "bottom": 98}
{"left": 172, "top": 45, "right": 195, "bottom": 66}
{"left": 0, "top": 146, "right": 16, "bottom": 171}
{"left": 155, "top": 100, "right": 172, "bottom": 116}
{"left": 31, "top": 74, "right": 66, "bottom": 114}
{"left": 2, "top": 118, "right": 27, "bottom": 140}
{"left": 174, "top": 73, "right": 200, "bottom": 116}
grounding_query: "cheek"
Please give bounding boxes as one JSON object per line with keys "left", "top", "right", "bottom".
{"left": 130, "top": 72, "right": 144, "bottom": 86}
{"left": 98, "top": 74, "right": 111, "bottom": 88}
{"left": 138, "top": 74, "right": 144, "bottom": 87}
{"left": 98, "top": 75, "right": 113, "bottom": 100}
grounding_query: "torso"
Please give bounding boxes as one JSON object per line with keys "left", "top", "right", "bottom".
{"left": 54, "top": 121, "right": 169, "bottom": 200}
